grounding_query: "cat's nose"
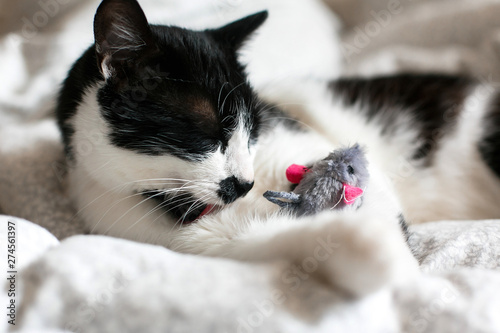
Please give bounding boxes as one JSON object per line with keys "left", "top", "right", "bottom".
{"left": 218, "top": 176, "right": 254, "bottom": 204}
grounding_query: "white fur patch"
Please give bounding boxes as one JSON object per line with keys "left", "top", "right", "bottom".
{"left": 225, "top": 123, "right": 255, "bottom": 183}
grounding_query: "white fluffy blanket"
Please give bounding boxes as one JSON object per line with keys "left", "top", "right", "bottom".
{"left": 1, "top": 0, "right": 500, "bottom": 332}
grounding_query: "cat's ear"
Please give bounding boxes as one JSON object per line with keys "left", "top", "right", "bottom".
{"left": 93, "top": 0, "right": 156, "bottom": 79}
{"left": 210, "top": 11, "right": 268, "bottom": 51}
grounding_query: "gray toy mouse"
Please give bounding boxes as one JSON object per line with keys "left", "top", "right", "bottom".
{"left": 263, "top": 144, "right": 369, "bottom": 217}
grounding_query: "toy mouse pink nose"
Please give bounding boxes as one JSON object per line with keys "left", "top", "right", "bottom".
{"left": 343, "top": 184, "right": 363, "bottom": 204}
{"left": 286, "top": 164, "right": 310, "bottom": 184}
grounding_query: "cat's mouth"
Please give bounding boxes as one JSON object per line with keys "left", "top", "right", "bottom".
{"left": 142, "top": 190, "right": 219, "bottom": 224}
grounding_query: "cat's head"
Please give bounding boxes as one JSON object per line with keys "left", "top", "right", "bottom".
{"left": 69, "top": 0, "right": 268, "bottom": 223}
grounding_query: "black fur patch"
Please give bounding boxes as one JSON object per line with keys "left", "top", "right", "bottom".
{"left": 398, "top": 213, "right": 410, "bottom": 243}
{"left": 142, "top": 190, "right": 207, "bottom": 224}
{"left": 478, "top": 92, "right": 500, "bottom": 178}
{"left": 330, "top": 74, "right": 473, "bottom": 164}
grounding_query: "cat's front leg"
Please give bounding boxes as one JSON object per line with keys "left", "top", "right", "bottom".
{"left": 173, "top": 210, "right": 418, "bottom": 297}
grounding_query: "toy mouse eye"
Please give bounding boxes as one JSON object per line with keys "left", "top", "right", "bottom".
{"left": 347, "top": 165, "right": 355, "bottom": 174}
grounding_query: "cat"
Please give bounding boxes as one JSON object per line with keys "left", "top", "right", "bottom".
{"left": 56, "top": 0, "right": 500, "bottom": 297}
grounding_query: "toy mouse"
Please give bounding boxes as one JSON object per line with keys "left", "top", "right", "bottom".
{"left": 264, "top": 144, "right": 369, "bottom": 217}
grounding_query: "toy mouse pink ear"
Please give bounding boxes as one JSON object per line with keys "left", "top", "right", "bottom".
{"left": 286, "top": 164, "right": 310, "bottom": 184}
{"left": 343, "top": 184, "right": 363, "bottom": 205}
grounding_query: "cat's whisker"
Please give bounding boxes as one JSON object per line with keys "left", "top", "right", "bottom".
{"left": 125, "top": 195, "right": 184, "bottom": 232}
{"left": 133, "top": 178, "right": 214, "bottom": 186}
{"left": 105, "top": 190, "right": 195, "bottom": 235}
{"left": 133, "top": 192, "right": 208, "bottom": 233}
{"left": 119, "top": 194, "right": 181, "bottom": 235}
{"left": 99, "top": 191, "right": 166, "bottom": 234}
{"left": 268, "top": 116, "right": 316, "bottom": 132}
{"left": 180, "top": 193, "right": 213, "bottom": 224}
{"left": 170, "top": 194, "right": 225, "bottom": 233}
{"left": 134, "top": 184, "right": 213, "bottom": 194}
{"left": 217, "top": 82, "right": 229, "bottom": 109}
{"left": 256, "top": 101, "right": 319, "bottom": 132}
{"left": 163, "top": 192, "right": 215, "bottom": 232}
{"left": 84, "top": 160, "right": 112, "bottom": 180}
{"left": 220, "top": 81, "right": 246, "bottom": 114}
{"left": 144, "top": 188, "right": 212, "bottom": 220}
{"left": 72, "top": 177, "right": 212, "bottom": 222}
{"left": 88, "top": 183, "right": 209, "bottom": 233}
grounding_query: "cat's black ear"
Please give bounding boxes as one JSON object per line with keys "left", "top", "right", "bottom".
{"left": 210, "top": 11, "right": 268, "bottom": 50}
{"left": 93, "top": 0, "right": 156, "bottom": 79}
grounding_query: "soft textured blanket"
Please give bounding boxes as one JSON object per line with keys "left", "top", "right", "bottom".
{"left": 1, "top": 216, "right": 500, "bottom": 332}
{"left": 1, "top": 0, "right": 500, "bottom": 332}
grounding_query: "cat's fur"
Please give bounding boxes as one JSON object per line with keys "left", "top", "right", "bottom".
{"left": 57, "top": 0, "right": 500, "bottom": 296}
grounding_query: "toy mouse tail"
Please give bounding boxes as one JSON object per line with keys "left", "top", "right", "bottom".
{"left": 263, "top": 191, "right": 301, "bottom": 209}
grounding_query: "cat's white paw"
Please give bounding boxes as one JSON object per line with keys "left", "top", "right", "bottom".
{"left": 183, "top": 209, "right": 418, "bottom": 297}
{"left": 296, "top": 212, "right": 418, "bottom": 296}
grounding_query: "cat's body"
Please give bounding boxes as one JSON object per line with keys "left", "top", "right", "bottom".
{"left": 279, "top": 75, "right": 500, "bottom": 223}
{"left": 57, "top": 0, "right": 500, "bottom": 296}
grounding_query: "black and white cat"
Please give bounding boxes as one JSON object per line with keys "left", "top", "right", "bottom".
{"left": 56, "top": 0, "right": 500, "bottom": 296}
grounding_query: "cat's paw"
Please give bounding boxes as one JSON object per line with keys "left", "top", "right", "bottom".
{"left": 298, "top": 212, "right": 418, "bottom": 296}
